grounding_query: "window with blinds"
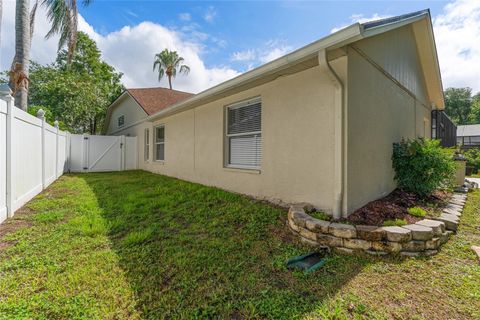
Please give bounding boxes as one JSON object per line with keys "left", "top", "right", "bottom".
{"left": 144, "top": 128, "right": 150, "bottom": 162}
{"left": 226, "top": 97, "right": 262, "bottom": 168}
{"left": 155, "top": 125, "right": 165, "bottom": 161}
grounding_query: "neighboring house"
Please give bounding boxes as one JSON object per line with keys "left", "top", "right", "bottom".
{"left": 103, "top": 87, "right": 193, "bottom": 136}
{"left": 104, "top": 10, "right": 444, "bottom": 218}
{"left": 457, "top": 124, "right": 480, "bottom": 148}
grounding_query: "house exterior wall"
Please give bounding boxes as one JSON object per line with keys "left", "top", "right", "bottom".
{"left": 346, "top": 25, "right": 432, "bottom": 213}
{"left": 105, "top": 95, "right": 148, "bottom": 135}
{"left": 353, "top": 25, "right": 430, "bottom": 106}
{"left": 134, "top": 66, "right": 338, "bottom": 212}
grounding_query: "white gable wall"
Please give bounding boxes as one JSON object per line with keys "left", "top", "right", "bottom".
{"left": 105, "top": 94, "right": 148, "bottom": 136}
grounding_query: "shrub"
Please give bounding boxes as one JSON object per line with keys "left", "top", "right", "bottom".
{"left": 463, "top": 148, "right": 480, "bottom": 174}
{"left": 382, "top": 219, "right": 407, "bottom": 227}
{"left": 309, "top": 211, "right": 331, "bottom": 221}
{"left": 392, "top": 139, "right": 456, "bottom": 197}
{"left": 407, "top": 207, "right": 427, "bottom": 217}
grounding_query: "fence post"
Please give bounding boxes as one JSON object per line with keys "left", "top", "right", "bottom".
{"left": 54, "top": 120, "right": 60, "bottom": 178}
{"left": 1, "top": 85, "right": 14, "bottom": 218}
{"left": 37, "top": 109, "right": 46, "bottom": 190}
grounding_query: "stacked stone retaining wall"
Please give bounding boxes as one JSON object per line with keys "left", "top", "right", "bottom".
{"left": 288, "top": 193, "right": 467, "bottom": 257}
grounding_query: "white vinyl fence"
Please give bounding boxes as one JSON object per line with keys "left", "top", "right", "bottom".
{"left": 69, "top": 134, "right": 137, "bottom": 172}
{"left": 0, "top": 87, "right": 139, "bottom": 225}
{"left": 0, "top": 88, "right": 69, "bottom": 224}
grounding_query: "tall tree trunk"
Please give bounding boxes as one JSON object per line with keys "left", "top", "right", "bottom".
{"left": 168, "top": 75, "right": 172, "bottom": 90}
{"left": 93, "top": 117, "right": 97, "bottom": 135}
{"left": 14, "top": 0, "right": 30, "bottom": 111}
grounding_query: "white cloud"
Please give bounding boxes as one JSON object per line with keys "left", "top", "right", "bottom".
{"left": 433, "top": 0, "right": 480, "bottom": 92}
{"left": 179, "top": 13, "right": 191, "bottom": 22}
{"left": 229, "top": 42, "right": 292, "bottom": 66}
{"left": 0, "top": 1, "right": 240, "bottom": 94}
{"left": 329, "top": 2, "right": 480, "bottom": 92}
{"left": 1, "top": 2, "right": 59, "bottom": 70}
{"left": 77, "top": 16, "right": 239, "bottom": 93}
{"left": 203, "top": 6, "right": 217, "bottom": 23}
{"left": 231, "top": 49, "right": 256, "bottom": 62}
{"left": 259, "top": 46, "right": 292, "bottom": 63}
{"left": 124, "top": 9, "right": 139, "bottom": 18}
{"left": 331, "top": 13, "right": 392, "bottom": 33}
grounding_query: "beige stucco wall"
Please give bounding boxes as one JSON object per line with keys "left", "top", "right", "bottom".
{"left": 136, "top": 66, "right": 338, "bottom": 212}
{"left": 105, "top": 94, "right": 148, "bottom": 135}
{"left": 346, "top": 25, "right": 432, "bottom": 213}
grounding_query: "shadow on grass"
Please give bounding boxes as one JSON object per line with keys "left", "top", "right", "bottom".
{"left": 81, "top": 170, "right": 378, "bottom": 319}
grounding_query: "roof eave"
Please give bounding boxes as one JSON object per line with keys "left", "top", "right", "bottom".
{"left": 147, "top": 23, "right": 363, "bottom": 121}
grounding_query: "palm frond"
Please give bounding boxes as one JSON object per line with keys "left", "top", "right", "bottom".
{"left": 29, "top": 1, "right": 39, "bottom": 41}
{"left": 179, "top": 65, "right": 190, "bottom": 75}
{"left": 153, "top": 49, "right": 190, "bottom": 85}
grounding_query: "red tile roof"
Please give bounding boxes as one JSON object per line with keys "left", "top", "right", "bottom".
{"left": 127, "top": 87, "right": 193, "bottom": 115}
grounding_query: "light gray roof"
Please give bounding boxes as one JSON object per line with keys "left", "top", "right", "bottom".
{"left": 362, "top": 9, "right": 429, "bottom": 30}
{"left": 457, "top": 124, "right": 480, "bottom": 137}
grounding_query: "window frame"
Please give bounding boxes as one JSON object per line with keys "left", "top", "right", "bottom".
{"left": 154, "top": 125, "right": 165, "bottom": 162}
{"left": 117, "top": 115, "right": 125, "bottom": 128}
{"left": 224, "top": 96, "right": 262, "bottom": 170}
{"left": 144, "top": 128, "right": 150, "bottom": 162}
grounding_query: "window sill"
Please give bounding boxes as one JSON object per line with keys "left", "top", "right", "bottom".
{"left": 223, "top": 166, "right": 261, "bottom": 174}
{"left": 154, "top": 160, "right": 165, "bottom": 165}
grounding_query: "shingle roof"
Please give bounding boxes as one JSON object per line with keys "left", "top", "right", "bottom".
{"left": 361, "top": 9, "right": 429, "bottom": 30}
{"left": 457, "top": 124, "right": 480, "bottom": 137}
{"left": 127, "top": 87, "right": 193, "bottom": 115}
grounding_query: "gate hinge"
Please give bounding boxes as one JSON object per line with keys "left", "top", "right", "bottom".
{"left": 84, "top": 137, "right": 89, "bottom": 140}
{"left": 83, "top": 167, "right": 88, "bottom": 170}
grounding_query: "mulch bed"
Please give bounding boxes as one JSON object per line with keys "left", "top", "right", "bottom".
{"left": 341, "top": 189, "right": 451, "bottom": 226}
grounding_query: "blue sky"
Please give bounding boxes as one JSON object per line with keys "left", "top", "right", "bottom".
{"left": 80, "top": 1, "right": 448, "bottom": 70}
{"left": 1, "top": 0, "right": 479, "bottom": 93}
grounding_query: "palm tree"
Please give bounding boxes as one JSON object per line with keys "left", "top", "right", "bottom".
{"left": 12, "top": 0, "right": 30, "bottom": 110}
{"left": 43, "top": 0, "right": 93, "bottom": 63}
{"left": 153, "top": 49, "right": 190, "bottom": 90}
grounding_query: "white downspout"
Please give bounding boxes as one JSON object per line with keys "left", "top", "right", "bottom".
{"left": 318, "top": 49, "right": 345, "bottom": 219}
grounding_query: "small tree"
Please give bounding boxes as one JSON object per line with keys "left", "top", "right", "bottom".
{"left": 392, "top": 138, "right": 456, "bottom": 197}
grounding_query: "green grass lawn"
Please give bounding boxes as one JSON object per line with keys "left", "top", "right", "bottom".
{"left": 0, "top": 170, "right": 479, "bottom": 319}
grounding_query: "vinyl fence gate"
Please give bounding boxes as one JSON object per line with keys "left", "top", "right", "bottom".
{"left": 69, "top": 134, "right": 137, "bottom": 172}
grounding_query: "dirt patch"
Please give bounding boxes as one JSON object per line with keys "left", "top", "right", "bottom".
{"left": 343, "top": 189, "right": 451, "bottom": 226}
{"left": 0, "top": 219, "right": 31, "bottom": 238}
{"left": 0, "top": 240, "right": 17, "bottom": 251}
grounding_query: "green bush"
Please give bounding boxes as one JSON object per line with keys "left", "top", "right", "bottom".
{"left": 383, "top": 219, "right": 407, "bottom": 227}
{"left": 407, "top": 207, "right": 427, "bottom": 217}
{"left": 463, "top": 148, "right": 480, "bottom": 174}
{"left": 392, "top": 139, "right": 456, "bottom": 197}
{"left": 309, "top": 211, "right": 331, "bottom": 221}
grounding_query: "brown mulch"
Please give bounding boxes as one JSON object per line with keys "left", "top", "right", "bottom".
{"left": 343, "top": 189, "right": 451, "bottom": 226}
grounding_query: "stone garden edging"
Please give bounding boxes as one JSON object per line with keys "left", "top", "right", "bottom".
{"left": 287, "top": 193, "right": 467, "bottom": 257}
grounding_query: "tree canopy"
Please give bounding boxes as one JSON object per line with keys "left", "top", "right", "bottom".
{"left": 26, "top": 32, "right": 123, "bottom": 134}
{"left": 444, "top": 87, "right": 473, "bottom": 125}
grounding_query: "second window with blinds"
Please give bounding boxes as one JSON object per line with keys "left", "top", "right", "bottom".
{"left": 155, "top": 125, "right": 165, "bottom": 161}
{"left": 225, "top": 97, "right": 262, "bottom": 169}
